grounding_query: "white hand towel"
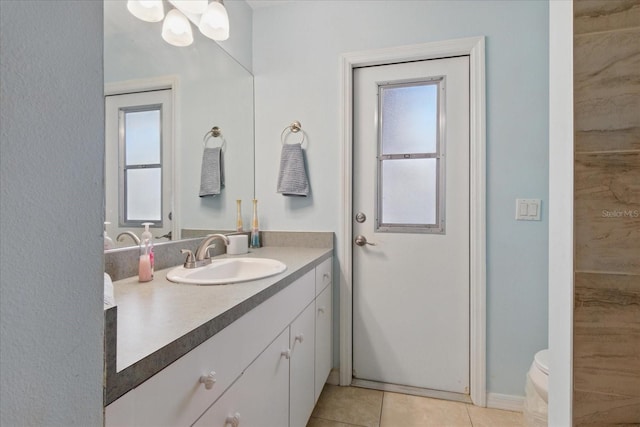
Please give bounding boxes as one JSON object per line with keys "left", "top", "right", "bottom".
{"left": 277, "top": 143, "right": 309, "bottom": 196}
{"left": 199, "top": 147, "right": 225, "bottom": 197}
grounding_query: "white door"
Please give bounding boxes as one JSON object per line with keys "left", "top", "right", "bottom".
{"left": 105, "top": 89, "right": 173, "bottom": 246}
{"left": 353, "top": 56, "right": 470, "bottom": 394}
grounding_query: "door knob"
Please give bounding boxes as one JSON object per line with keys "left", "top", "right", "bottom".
{"left": 354, "top": 235, "right": 376, "bottom": 246}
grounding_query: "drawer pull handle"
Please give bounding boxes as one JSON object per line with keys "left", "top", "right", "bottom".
{"left": 199, "top": 371, "right": 216, "bottom": 390}
{"left": 318, "top": 307, "right": 326, "bottom": 314}
{"left": 225, "top": 412, "right": 241, "bottom": 427}
{"left": 295, "top": 333, "right": 304, "bottom": 343}
{"left": 281, "top": 349, "right": 291, "bottom": 359}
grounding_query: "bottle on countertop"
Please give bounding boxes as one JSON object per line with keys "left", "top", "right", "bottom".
{"left": 139, "top": 222, "right": 154, "bottom": 282}
{"left": 236, "top": 199, "right": 243, "bottom": 232}
{"left": 250, "top": 199, "right": 260, "bottom": 248}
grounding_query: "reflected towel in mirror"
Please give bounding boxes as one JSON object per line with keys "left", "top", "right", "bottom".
{"left": 277, "top": 143, "right": 309, "bottom": 197}
{"left": 199, "top": 147, "right": 225, "bottom": 197}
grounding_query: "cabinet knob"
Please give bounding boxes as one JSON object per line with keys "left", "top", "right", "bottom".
{"left": 295, "top": 333, "right": 304, "bottom": 343}
{"left": 323, "top": 272, "right": 330, "bottom": 283}
{"left": 281, "top": 349, "right": 291, "bottom": 359}
{"left": 199, "top": 371, "right": 216, "bottom": 390}
{"left": 318, "top": 307, "right": 326, "bottom": 315}
{"left": 225, "top": 412, "right": 240, "bottom": 427}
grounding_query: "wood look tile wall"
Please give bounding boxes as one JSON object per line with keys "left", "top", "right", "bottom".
{"left": 573, "top": 0, "right": 640, "bottom": 425}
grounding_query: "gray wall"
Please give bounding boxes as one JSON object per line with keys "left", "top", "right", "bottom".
{"left": 253, "top": 0, "right": 549, "bottom": 397}
{"left": 0, "top": 1, "right": 104, "bottom": 425}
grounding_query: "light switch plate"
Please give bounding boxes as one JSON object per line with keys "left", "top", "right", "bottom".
{"left": 516, "top": 199, "right": 541, "bottom": 221}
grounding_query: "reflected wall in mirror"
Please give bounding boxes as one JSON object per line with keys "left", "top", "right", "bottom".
{"left": 104, "top": 0, "right": 254, "bottom": 249}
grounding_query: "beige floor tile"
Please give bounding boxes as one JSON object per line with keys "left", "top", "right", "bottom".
{"left": 307, "top": 416, "right": 364, "bottom": 427}
{"left": 466, "top": 405, "right": 524, "bottom": 427}
{"left": 380, "top": 392, "right": 471, "bottom": 427}
{"left": 311, "top": 385, "right": 383, "bottom": 427}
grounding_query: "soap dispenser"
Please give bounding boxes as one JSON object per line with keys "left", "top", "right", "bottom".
{"left": 139, "top": 223, "right": 154, "bottom": 282}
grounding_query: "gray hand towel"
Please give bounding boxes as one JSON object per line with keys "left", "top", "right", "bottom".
{"left": 277, "top": 143, "right": 309, "bottom": 197}
{"left": 199, "top": 147, "right": 225, "bottom": 197}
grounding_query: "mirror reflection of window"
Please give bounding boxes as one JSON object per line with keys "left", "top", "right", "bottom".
{"left": 121, "top": 108, "right": 163, "bottom": 224}
{"left": 105, "top": 89, "right": 173, "bottom": 247}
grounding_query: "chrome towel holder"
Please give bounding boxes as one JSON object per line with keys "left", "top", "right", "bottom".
{"left": 281, "top": 121, "right": 306, "bottom": 146}
{"left": 203, "top": 126, "right": 226, "bottom": 149}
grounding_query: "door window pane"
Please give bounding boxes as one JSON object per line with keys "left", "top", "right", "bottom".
{"left": 376, "top": 78, "right": 444, "bottom": 233}
{"left": 380, "top": 83, "right": 438, "bottom": 155}
{"left": 125, "top": 109, "right": 161, "bottom": 165}
{"left": 381, "top": 159, "right": 437, "bottom": 225}
{"left": 126, "top": 168, "right": 162, "bottom": 221}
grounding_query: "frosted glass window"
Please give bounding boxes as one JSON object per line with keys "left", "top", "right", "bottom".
{"left": 126, "top": 169, "right": 162, "bottom": 221}
{"left": 119, "top": 105, "right": 163, "bottom": 226}
{"left": 381, "top": 159, "right": 437, "bottom": 225}
{"left": 376, "top": 78, "right": 444, "bottom": 233}
{"left": 380, "top": 83, "right": 438, "bottom": 155}
{"left": 125, "top": 109, "right": 161, "bottom": 165}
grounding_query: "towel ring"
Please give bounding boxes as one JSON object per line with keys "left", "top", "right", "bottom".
{"left": 281, "top": 121, "right": 306, "bottom": 146}
{"left": 203, "top": 126, "right": 226, "bottom": 149}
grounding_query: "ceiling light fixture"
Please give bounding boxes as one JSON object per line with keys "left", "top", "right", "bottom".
{"left": 127, "top": 0, "right": 230, "bottom": 47}
{"left": 162, "top": 8, "right": 194, "bottom": 47}
{"left": 127, "top": 0, "right": 165, "bottom": 22}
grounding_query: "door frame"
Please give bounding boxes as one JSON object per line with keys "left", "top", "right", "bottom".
{"left": 338, "top": 36, "right": 486, "bottom": 406}
{"left": 105, "top": 75, "right": 181, "bottom": 244}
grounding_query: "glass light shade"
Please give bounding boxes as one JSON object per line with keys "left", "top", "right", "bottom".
{"left": 127, "top": 0, "right": 165, "bottom": 22}
{"left": 198, "top": 1, "right": 229, "bottom": 41}
{"left": 162, "top": 9, "right": 194, "bottom": 47}
{"left": 173, "top": 0, "right": 209, "bottom": 15}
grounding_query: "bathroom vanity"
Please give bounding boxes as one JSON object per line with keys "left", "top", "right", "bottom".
{"left": 104, "top": 239, "right": 333, "bottom": 427}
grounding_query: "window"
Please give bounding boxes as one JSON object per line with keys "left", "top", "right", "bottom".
{"left": 105, "top": 88, "right": 173, "bottom": 242}
{"left": 376, "top": 78, "right": 445, "bottom": 233}
{"left": 120, "top": 107, "right": 163, "bottom": 225}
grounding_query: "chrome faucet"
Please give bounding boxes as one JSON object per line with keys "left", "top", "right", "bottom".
{"left": 117, "top": 231, "right": 141, "bottom": 245}
{"left": 181, "top": 234, "right": 230, "bottom": 269}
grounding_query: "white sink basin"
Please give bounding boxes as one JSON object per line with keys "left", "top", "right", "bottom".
{"left": 166, "top": 257, "right": 287, "bottom": 285}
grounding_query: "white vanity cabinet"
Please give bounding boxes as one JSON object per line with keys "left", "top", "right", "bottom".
{"left": 289, "top": 301, "right": 316, "bottom": 427}
{"left": 193, "top": 328, "right": 290, "bottom": 427}
{"left": 314, "top": 257, "right": 333, "bottom": 402}
{"left": 105, "top": 256, "right": 333, "bottom": 427}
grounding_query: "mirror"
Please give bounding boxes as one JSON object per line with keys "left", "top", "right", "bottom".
{"left": 103, "top": 1, "right": 254, "bottom": 248}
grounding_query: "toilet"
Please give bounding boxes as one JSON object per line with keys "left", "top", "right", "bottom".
{"left": 523, "top": 349, "right": 549, "bottom": 427}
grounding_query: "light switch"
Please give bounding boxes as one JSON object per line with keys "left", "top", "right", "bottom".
{"left": 516, "top": 199, "right": 541, "bottom": 221}
{"left": 518, "top": 201, "right": 529, "bottom": 216}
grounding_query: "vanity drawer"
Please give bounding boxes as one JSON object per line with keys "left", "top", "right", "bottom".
{"left": 315, "top": 257, "right": 332, "bottom": 295}
{"left": 130, "top": 269, "right": 315, "bottom": 427}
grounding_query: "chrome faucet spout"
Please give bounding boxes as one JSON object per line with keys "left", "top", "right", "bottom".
{"left": 117, "top": 231, "right": 141, "bottom": 245}
{"left": 195, "top": 234, "right": 230, "bottom": 261}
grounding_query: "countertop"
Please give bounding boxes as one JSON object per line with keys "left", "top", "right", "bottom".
{"left": 104, "top": 245, "right": 332, "bottom": 405}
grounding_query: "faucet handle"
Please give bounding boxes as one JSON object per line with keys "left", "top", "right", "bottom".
{"left": 181, "top": 249, "right": 196, "bottom": 268}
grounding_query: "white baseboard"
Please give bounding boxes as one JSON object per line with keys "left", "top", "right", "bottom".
{"left": 486, "top": 393, "right": 524, "bottom": 412}
{"left": 326, "top": 368, "right": 340, "bottom": 386}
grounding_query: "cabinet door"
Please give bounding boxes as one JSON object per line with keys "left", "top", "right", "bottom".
{"left": 193, "top": 328, "right": 290, "bottom": 427}
{"left": 289, "top": 302, "right": 316, "bottom": 427}
{"left": 315, "top": 284, "right": 332, "bottom": 402}
{"left": 315, "top": 258, "right": 332, "bottom": 295}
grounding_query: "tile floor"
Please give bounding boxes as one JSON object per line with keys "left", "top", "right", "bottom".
{"left": 307, "top": 385, "right": 524, "bottom": 427}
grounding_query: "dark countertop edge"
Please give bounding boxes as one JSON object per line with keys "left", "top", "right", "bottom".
{"left": 104, "top": 250, "right": 332, "bottom": 406}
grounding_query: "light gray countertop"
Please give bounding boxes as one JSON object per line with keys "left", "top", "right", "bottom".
{"left": 104, "top": 244, "right": 332, "bottom": 405}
